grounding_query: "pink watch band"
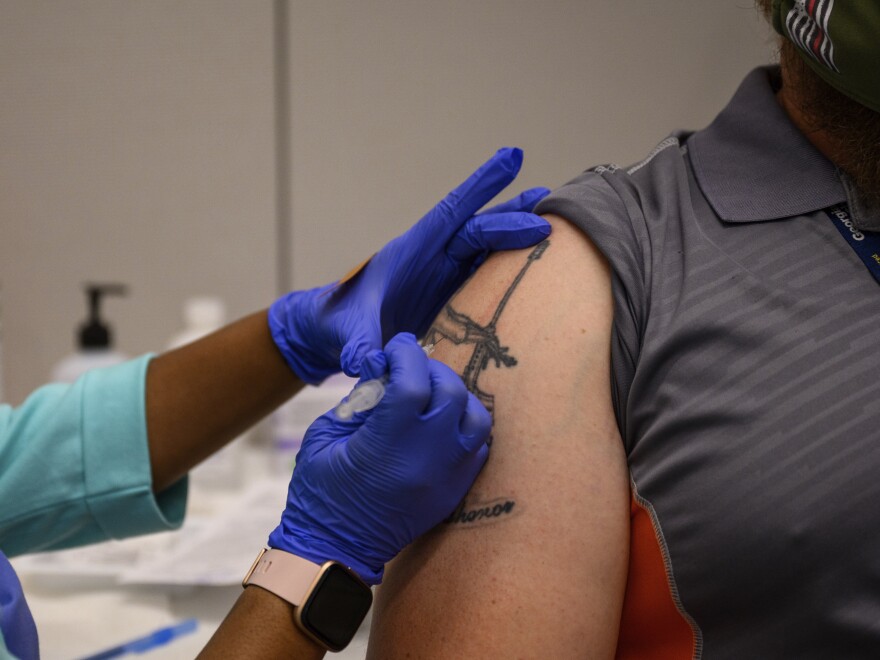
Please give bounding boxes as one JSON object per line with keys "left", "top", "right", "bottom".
{"left": 242, "top": 548, "right": 321, "bottom": 606}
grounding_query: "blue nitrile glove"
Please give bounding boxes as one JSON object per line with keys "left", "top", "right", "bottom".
{"left": 0, "top": 552, "right": 39, "bottom": 660}
{"left": 267, "top": 333, "right": 491, "bottom": 584}
{"left": 269, "top": 147, "right": 550, "bottom": 384}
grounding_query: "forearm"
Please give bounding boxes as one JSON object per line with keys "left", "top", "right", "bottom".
{"left": 146, "top": 310, "right": 304, "bottom": 492}
{"left": 199, "top": 586, "right": 325, "bottom": 660}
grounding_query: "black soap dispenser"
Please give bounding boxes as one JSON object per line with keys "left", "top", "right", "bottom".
{"left": 51, "top": 284, "right": 129, "bottom": 383}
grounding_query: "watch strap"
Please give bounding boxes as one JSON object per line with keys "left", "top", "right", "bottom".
{"left": 242, "top": 548, "right": 321, "bottom": 606}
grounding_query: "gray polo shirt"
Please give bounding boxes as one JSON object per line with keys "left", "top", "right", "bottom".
{"left": 535, "top": 66, "right": 880, "bottom": 658}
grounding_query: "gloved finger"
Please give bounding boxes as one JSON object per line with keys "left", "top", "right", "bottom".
{"left": 300, "top": 411, "right": 360, "bottom": 453}
{"left": 446, "top": 212, "right": 551, "bottom": 263}
{"left": 358, "top": 349, "right": 388, "bottom": 381}
{"left": 458, "top": 392, "right": 493, "bottom": 453}
{"left": 379, "top": 332, "right": 431, "bottom": 415}
{"left": 418, "top": 147, "right": 524, "bottom": 243}
{"left": 461, "top": 443, "right": 490, "bottom": 485}
{"left": 339, "top": 317, "right": 383, "bottom": 377}
{"left": 478, "top": 187, "right": 550, "bottom": 215}
{"left": 424, "top": 358, "right": 470, "bottom": 419}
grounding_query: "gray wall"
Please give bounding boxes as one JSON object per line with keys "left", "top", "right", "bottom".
{"left": 0, "top": 1, "right": 774, "bottom": 403}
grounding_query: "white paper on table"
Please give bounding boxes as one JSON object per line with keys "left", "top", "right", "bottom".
{"left": 120, "top": 480, "right": 287, "bottom": 585}
{"left": 12, "top": 527, "right": 191, "bottom": 580}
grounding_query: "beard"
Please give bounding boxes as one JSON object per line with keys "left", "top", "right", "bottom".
{"left": 779, "top": 39, "right": 880, "bottom": 213}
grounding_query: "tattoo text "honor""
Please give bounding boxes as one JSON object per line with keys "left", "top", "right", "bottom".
{"left": 444, "top": 498, "right": 517, "bottom": 527}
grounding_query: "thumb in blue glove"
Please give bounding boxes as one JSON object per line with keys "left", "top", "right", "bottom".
{"left": 269, "top": 147, "right": 550, "bottom": 384}
{"left": 267, "top": 332, "right": 491, "bottom": 584}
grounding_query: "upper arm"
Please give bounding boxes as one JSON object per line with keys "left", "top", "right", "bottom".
{"left": 367, "top": 216, "right": 630, "bottom": 658}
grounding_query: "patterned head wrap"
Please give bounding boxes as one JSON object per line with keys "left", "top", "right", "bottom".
{"left": 772, "top": 0, "right": 880, "bottom": 112}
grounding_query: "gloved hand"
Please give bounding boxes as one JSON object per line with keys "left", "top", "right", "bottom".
{"left": 267, "top": 333, "right": 491, "bottom": 584}
{"left": 269, "top": 147, "right": 550, "bottom": 384}
{"left": 0, "top": 551, "right": 39, "bottom": 660}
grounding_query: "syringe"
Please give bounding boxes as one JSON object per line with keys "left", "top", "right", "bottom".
{"left": 335, "top": 343, "right": 435, "bottom": 420}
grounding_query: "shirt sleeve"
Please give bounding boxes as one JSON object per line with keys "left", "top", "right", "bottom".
{"left": 0, "top": 356, "right": 187, "bottom": 557}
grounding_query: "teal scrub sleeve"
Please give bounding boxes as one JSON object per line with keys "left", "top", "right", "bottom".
{"left": 0, "top": 355, "right": 188, "bottom": 557}
{"left": 0, "top": 633, "right": 19, "bottom": 660}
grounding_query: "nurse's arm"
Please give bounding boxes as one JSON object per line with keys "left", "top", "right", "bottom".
{"left": 199, "top": 585, "right": 326, "bottom": 659}
{"left": 367, "top": 216, "right": 630, "bottom": 658}
{"left": 146, "top": 310, "right": 303, "bottom": 492}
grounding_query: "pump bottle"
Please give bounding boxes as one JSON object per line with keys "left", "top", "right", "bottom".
{"left": 51, "top": 284, "right": 129, "bottom": 383}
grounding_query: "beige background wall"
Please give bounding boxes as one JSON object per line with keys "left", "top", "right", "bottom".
{"left": 286, "top": 1, "right": 775, "bottom": 289}
{"left": 0, "top": 0, "right": 276, "bottom": 402}
{"left": 0, "top": 1, "right": 774, "bottom": 403}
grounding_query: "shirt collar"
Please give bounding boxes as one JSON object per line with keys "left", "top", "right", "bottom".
{"left": 688, "top": 66, "right": 846, "bottom": 224}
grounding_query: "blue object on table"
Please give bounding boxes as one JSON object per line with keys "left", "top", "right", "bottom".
{"left": 77, "top": 618, "right": 198, "bottom": 659}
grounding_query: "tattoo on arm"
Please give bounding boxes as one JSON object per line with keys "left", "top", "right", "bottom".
{"left": 444, "top": 497, "right": 517, "bottom": 526}
{"left": 425, "top": 240, "right": 550, "bottom": 529}
{"left": 425, "top": 240, "right": 549, "bottom": 426}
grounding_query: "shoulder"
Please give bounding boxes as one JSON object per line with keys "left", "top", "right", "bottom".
{"left": 535, "top": 132, "right": 693, "bottom": 278}
{"left": 536, "top": 132, "right": 693, "bottom": 222}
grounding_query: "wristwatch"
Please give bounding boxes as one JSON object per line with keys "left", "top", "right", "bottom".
{"left": 242, "top": 548, "right": 373, "bottom": 652}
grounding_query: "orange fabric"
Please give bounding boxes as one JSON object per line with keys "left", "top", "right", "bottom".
{"left": 615, "top": 493, "right": 697, "bottom": 659}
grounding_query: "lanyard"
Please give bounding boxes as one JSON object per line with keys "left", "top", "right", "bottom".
{"left": 825, "top": 205, "right": 880, "bottom": 286}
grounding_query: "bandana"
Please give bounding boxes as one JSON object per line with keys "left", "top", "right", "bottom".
{"left": 772, "top": 0, "right": 880, "bottom": 113}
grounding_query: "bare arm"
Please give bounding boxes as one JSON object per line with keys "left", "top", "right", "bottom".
{"left": 368, "top": 216, "right": 630, "bottom": 658}
{"left": 146, "top": 310, "right": 304, "bottom": 492}
{"left": 198, "top": 587, "right": 326, "bottom": 660}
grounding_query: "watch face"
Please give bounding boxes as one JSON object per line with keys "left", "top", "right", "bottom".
{"left": 299, "top": 563, "right": 373, "bottom": 651}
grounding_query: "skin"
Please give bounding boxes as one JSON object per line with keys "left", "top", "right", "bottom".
{"left": 145, "top": 310, "right": 304, "bottom": 492}
{"left": 368, "top": 217, "right": 631, "bottom": 658}
{"left": 199, "top": 586, "right": 326, "bottom": 660}
{"left": 775, "top": 56, "right": 846, "bottom": 176}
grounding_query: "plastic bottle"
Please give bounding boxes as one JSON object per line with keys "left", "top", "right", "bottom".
{"left": 166, "top": 296, "right": 227, "bottom": 351}
{"left": 51, "top": 284, "right": 129, "bottom": 383}
{"left": 167, "top": 296, "right": 246, "bottom": 491}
